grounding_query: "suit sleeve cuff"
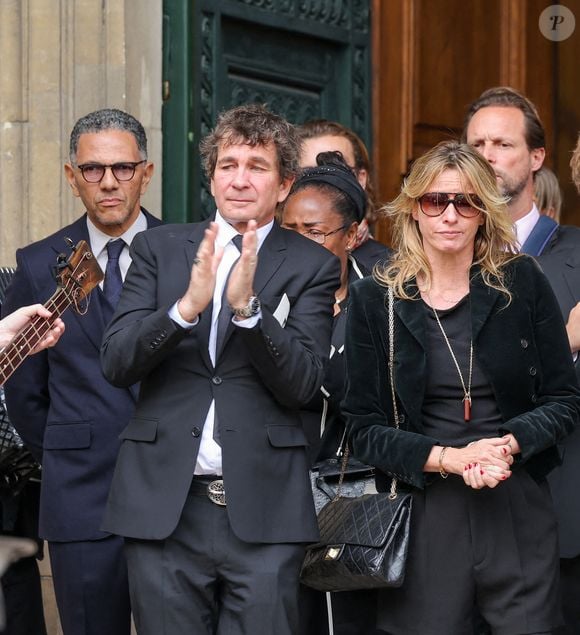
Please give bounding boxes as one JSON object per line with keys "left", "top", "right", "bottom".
{"left": 168, "top": 301, "right": 199, "bottom": 329}
{"left": 233, "top": 311, "right": 262, "bottom": 329}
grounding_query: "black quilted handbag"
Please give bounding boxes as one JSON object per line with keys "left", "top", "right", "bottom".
{"left": 0, "top": 388, "right": 40, "bottom": 498}
{"left": 301, "top": 469, "right": 412, "bottom": 591}
{"left": 301, "top": 286, "right": 413, "bottom": 592}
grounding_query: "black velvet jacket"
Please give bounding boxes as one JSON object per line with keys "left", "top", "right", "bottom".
{"left": 342, "top": 255, "right": 580, "bottom": 489}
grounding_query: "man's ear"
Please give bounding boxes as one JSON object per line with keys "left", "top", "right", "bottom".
{"left": 530, "top": 147, "right": 545, "bottom": 173}
{"left": 277, "top": 176, "right": 295, "bottom": 203}
{"left": 140, "top": 162, "right": 155, "bottom": 195}
{"left": 64, "top": 164, "right": 81, "bottom": 198}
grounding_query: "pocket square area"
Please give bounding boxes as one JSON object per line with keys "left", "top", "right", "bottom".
{"left": 273, "top": 293, "right": 290, "bottom": 327}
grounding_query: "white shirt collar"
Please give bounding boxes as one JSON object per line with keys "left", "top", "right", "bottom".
{"left": 86, "top": 210, "right": 148, "bottom": 258}
{"left": 214, "top": 210, "right": 273, "bottom": 251}
{"left": 513, "top": 204, "right": 540, "bottom": 250}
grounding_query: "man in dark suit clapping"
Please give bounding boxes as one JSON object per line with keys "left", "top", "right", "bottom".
{"left": 1, "top": 108, "right": 162, "bottom": 635}
{"left": 100, "top": 104, "right": 340, "bottom": 635}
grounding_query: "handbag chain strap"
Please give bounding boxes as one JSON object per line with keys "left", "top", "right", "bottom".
{"left": 334, "top": 286, "right": 400, "bottom": 502}
{"left": 387, "top": 286, "right": 400, "bottom": 501}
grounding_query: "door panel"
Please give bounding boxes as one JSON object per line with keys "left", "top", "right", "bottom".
{"left": 163, "top": 0, "right": 371, "bottom": 222}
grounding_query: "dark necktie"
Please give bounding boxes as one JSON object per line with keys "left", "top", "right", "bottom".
{"left": 103, "top": 239, "right": 125, "bottom": 320}
{"left": 215, "top": 234, "right": 243, "bottom": 359}
{"left": 213, "top": 234, "right": 242, "bottom": 446}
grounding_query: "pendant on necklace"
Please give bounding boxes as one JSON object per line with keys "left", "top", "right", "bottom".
{"left": 463, "top": 395, "right": 472, "bottom": 422}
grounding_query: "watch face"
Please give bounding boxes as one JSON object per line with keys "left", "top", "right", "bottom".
{"left": 249, "top": 296, "right": 261, "bottom": 315}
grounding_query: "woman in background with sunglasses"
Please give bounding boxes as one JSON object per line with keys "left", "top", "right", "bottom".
{"left": 342, "top": 140, "right": 580, "bottom": 635}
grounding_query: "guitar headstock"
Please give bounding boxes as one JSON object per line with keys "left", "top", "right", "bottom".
{"left": 54, "top": 239, "right": 104, "bottom": 309}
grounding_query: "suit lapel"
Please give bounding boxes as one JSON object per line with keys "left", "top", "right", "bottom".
{"left": 560, "top": 254, "right": 580, "bottom": 306}
{"left": 50, "top": 216, "right": 108, "bottom": 352}
{"left": 252, "top": 223, "right": 287, "bottom": 296}
{"left": 393, "top": 282, "right": 425, "bottom": 350}
{"left": 469, "top": 267, "right": 502, "bottom": 342}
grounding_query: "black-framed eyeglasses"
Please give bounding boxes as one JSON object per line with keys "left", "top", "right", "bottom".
{"left": 76, "top": 160, "right": 147, "bottom": 183}
{"left": 418, "top": 192, "right": 484, "bottom": 218}
{"left": 301, "top": 225, "right": 349, "bottom": 245}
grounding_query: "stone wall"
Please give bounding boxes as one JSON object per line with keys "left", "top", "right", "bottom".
{"left": 0, "top": 0, "right": 162, "bottom": 266}
{"left": 0, "top": 1, "right": 161, "bottom": 629}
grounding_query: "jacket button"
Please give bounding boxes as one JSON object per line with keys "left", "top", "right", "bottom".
{"left": 520, "top": 338, "right": 529, "bottom": 348}
{"left": 399, "top": 414, "right": 406, "bottom": 424}
{"left": 191, "top": 426, "right": 201, "bottom": 437}
{"left": 529, "top": 366, "right": 537, "bottom": 376}
{"left": 212, "top": 376, "right": 223, "bottom": 385}
{"left": 531, "top": 393, "right": 537, "bottom": 403}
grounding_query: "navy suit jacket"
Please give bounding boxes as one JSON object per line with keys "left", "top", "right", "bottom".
{"left": 536, "top": 223, "right": 580, "bottom": 557}
{"left": 1, "top": 209, "right": 162, "bottom": 542}
{"left": 100, "top": 220, "right": 340, "bottom": 543}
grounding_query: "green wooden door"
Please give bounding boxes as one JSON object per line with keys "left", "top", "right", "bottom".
{"left": 162, "top": 0, "right": 371, "bottom": 222}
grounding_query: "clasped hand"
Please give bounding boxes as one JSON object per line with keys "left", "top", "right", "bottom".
{"left": 177, "top": 221, "right": 258, "bottom": 322}
{"left": 459, "top": 435, "right": 519, "bottom": 490}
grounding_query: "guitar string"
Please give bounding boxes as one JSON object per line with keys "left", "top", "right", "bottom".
{"left": 1, "top": 251, "right": 96, "bottom": 377}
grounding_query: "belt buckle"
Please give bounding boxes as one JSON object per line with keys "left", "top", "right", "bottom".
{"left": 207, "top": 479, "right": 226, "bottom": 506}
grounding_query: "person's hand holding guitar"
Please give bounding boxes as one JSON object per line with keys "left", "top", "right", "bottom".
{"left": 0, "top": 306, "right": 65, "bottom": 352}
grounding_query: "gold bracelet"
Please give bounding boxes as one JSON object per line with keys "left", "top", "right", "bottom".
{"left": 439, "top": 446, "right": 449, "bottom": 479}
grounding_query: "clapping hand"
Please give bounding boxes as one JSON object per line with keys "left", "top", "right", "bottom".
{"left": 226, "top": 220, "right": 258, "bottom": 313}
{"left": 177, "top": 222, "right": 224, "bottom": 322}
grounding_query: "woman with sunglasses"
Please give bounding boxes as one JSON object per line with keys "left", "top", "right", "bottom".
{"left": 342, "top": 140, "right": 580, "bottom": 635}
{"left": 282, "top": 152, "right": 379, "bottom": 635}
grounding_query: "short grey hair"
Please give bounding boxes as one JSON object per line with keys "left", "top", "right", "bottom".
{"left": 69, "top": 108, "right": 148, "bottom": 163}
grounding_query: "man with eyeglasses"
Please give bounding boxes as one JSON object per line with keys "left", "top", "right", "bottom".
{"left": 464, "top": 87, "right": 580, "bottom": 635}
{"left": 1, "top": 108, "right": 162, "bottom": 635}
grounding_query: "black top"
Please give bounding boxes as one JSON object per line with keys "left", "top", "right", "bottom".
{"left": 421, "top": 295, "right": 503, "bottom": 447}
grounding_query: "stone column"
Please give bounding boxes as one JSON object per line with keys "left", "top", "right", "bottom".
{"left": 0, "top": 0, "right": 29, "bottom": 265}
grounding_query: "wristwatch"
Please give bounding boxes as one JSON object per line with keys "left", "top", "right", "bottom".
{"left": 231, "top": 295, "right": 261, "bottom": 319}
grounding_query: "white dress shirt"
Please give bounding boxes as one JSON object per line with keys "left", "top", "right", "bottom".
{"left": 513, "top": 204, "right": 540, "bottom": 251}
{"left": 87, "top": 211, "right": 148, "bottom": 286}
{"left": 170, "top": 212, "right": 273, "bottom": 475}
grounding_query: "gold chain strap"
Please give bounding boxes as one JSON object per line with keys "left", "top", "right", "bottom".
{"left": 334, "top": 286, "right": 399, "bottom": 502}
{"left": 387, "top": 286, "right": 400, "bottom": 500}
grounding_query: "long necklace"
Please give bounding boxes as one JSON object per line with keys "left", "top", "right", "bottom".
{"left": 431, "top": 307, "right": 473, "bottom": 422}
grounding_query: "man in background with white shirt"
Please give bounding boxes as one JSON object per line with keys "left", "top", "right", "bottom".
{"left": 464, "top": 86, "right": 580, "bottom": 635}
{"left": 1, "top": 108, "right": 161, "bottom": 635}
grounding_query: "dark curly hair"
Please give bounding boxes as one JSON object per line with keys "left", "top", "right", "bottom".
{"left": 200, "top": 104, "right": 301, "bottom": 183}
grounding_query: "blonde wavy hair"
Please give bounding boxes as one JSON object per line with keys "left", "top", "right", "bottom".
{"left": 377, "top": 141, "right": 518, "bottom": 300}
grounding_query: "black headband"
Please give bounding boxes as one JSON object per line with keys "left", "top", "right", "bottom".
{"left": 296, "top": 164, "right": 367, "bottom": 223}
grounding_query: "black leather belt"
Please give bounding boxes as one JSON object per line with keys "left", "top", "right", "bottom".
{"left": 190, "top": 476, "right": 226, "bottom": 506}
